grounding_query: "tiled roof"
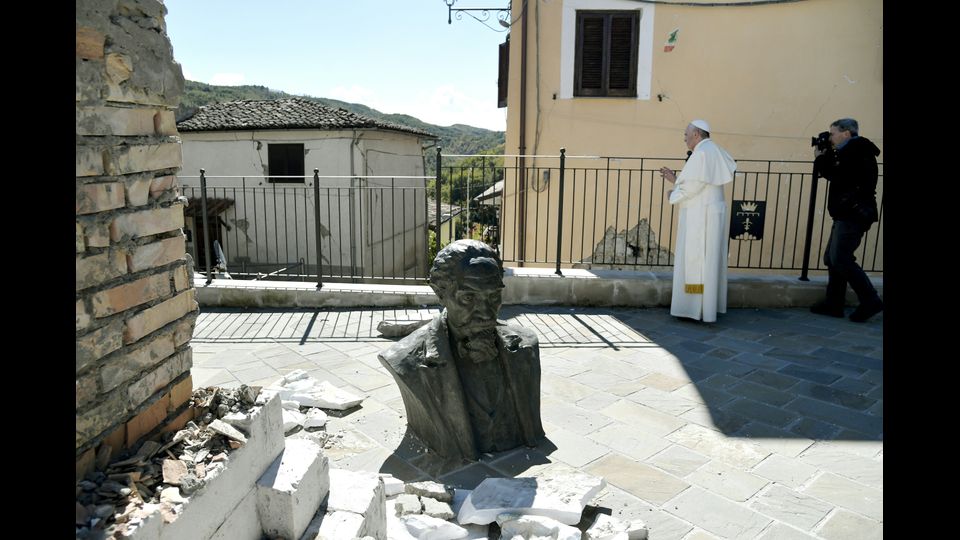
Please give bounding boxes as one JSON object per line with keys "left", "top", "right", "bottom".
{"left": 177, "top": 98, "right": 436, "bottom": 138}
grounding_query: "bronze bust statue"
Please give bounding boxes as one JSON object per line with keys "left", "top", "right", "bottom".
{"left": 378, "top": 240, "right": 545, "bottom": 461}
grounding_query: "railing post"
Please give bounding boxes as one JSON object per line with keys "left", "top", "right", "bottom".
{"left": 435, "top": 147, "right": 442, "bottom": 249}
{"left": 555, "top": 148, "right": 566, "bottom": 276}
{"left": 199, "top": 169, "right": 213, "bottom": 285}
{"left": 313, "top": 168, "right": 323, "bottom": 289}
{"left": 799, "top": 161, "right": 821, "bottom": 281}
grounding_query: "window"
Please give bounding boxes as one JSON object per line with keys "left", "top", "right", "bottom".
{"left": 574, "top": 11, "right": 639, "bottom": 97}
{"left": 268, "top": 143, "right": 305, "bottom": 183}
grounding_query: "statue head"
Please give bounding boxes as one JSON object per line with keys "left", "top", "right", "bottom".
{"left": 429, "top": 239, "right": 505, "bottom": 339}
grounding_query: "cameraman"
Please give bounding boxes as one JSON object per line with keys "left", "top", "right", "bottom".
{"left": 810, "top": 118, "right": 883, "bottom": 322}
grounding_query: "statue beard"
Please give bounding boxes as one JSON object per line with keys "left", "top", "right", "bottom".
{"left": 455, "top": 326, "right": 499, "bottom": 364}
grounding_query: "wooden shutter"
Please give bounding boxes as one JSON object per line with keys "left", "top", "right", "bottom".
{"left": 498, "top": 37, "right": 509, "bottom": 108}
{"left": 575, "top": 11, "right": 639, "bottom": 97}
{"left": 608, "top": 13, "right": 638, "bottom": 96}
{"left": 575, "top": 13, "right": 605, "bottom": 96}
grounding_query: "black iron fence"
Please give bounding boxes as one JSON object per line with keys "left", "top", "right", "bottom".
{"left": 181, "top": 153, "right": 882, "bottom": 285}
{"left": 435, "top": 150, "right": 882, "bottom": 277}
{"left": 180, "top": 171, "right": 432, "bottom": 287}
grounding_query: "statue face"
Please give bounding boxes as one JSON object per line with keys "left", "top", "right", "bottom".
{"left": 442, "top": 256, "right": 504, "bottom": 336}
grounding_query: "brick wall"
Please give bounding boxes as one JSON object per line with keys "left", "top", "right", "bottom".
{"left": 76, "top": 0, "right": 195, "bottom": 478}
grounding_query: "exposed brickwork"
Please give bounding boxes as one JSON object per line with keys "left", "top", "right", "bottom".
{"left": 76, "top": 0, "right": 193, "bottom": 461}
{"left": 90, "top": 271, "right": 172, "bottom": 318}
{"left": 126, "top": 234, "right": 186, "bottom": 272}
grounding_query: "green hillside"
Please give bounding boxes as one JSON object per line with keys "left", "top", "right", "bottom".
{"left": 177, "top": 80, "right": 505, "bottom": 167}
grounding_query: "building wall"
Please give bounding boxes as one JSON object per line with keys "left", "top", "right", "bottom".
{"left": 76, "top": 0, "right": 196, "bottom": 475}
{"left": 179, "top": 129, "right": 431, "bottom": 279}
{"left": 502, "top": 0, "right": 882, "bottom": 268}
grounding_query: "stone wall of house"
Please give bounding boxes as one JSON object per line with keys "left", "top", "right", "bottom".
{"left": 76, "top": 0, "right": 195, "bottom": 477}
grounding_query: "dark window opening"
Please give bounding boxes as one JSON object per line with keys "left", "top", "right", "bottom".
{"left": 574, "top": 10, "right": 639, "bottom": 97}
{"left": 268, "top": 143, "right": 305, "bottom": 183}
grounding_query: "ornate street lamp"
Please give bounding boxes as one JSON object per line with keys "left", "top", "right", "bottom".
{"left": 444, "top": 0, "right": 511, "bottom": 31}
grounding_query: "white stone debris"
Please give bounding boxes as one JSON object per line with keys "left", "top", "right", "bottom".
{"left": 380, "top": 474, "right": 405, "bottom": 497}
{"left": 395, "top": 494, "right": 423, "bottom": 516}
{"left": 207, "top": 419, "right": 248, "bottom": 443}
{"left": 421, "top": 497, "right": 455, "bottom": 520}
{"left": 303, "top": 408, "right": 328, "bottom": 429}
{"left": 402, "top": 513, "right": 469, "bottom": 540}
{"left": 584, "top": 514, "right": 632, "bottom": 540}
{"left": 497, "top": 512, "right": 582, "bottom": 540}
{"left": 405, "top": 481, "right": 454, "bottom": 503}
{"left": 282, "top": 408, "right": 306, "bottom": 432}
{"left": 267, "top": 374, "right": 364, "bottom": 410}
{"left": 457, "top": 472, "right": 606, "bottom": 525}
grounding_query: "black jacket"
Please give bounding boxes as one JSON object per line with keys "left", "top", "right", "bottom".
{"left": 814, "top": 136, "right": 881, "bottom": 225}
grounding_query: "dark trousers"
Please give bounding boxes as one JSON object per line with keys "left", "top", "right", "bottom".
{"left": 823, "top": 220, "right": 879, "bottom": 306}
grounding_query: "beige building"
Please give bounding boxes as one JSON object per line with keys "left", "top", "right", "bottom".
{"left": 499, "top": 0, "right": 883, "bottom": 272}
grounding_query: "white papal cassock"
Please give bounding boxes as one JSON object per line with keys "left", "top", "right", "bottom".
{"left": 668, "top": 138, "right": 737, "bottom": 322}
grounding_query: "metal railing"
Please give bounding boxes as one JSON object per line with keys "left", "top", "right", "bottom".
{"left": 181, "top": 152, "right": 882, "bottom": 286}
{"left": 180, "top": 170, "right": 432, "bottom": 287}
{"left": 435, "top": 150, "right": 883, "bottom": 277}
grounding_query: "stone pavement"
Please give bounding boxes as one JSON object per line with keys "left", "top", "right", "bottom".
{"left": 190, "top": 306, "right": 883, "bottom": 540}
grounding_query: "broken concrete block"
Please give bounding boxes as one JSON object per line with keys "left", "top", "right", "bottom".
{"left": 282, "top": 369, "right": 310, "bottom": 384}
{"left": 380, "top": 474, "right": 405, "bottom": 497}
{"left": 209, "top": 487, "right": 261, "bottom": 540}
{"left": 159, "top": 487, "right": 186, "bottom": 504}
{"left": 402, "top": 514, "right": 469, "bottom": 540}
{"left": 457, "top": 472, "right": 606, "bottom": 525}
{"left": 394, "top": 493, "right": 422, "bottom": 516}
{"left": 282, "top": 408, "right": 306, "bottom": 432}
{"left": 303, "top": 408, "right": 328, "bottom": 429}
{"left": 325, "top": 469, "right": 386, "bottom": 539}
{"left": 208, "top": 419, "right": 248, "bottom": 443}
{"left": 497, "top": 512, "right": 581, "bottom": 540}
{"left": 310, "top": 510, "right": 365, "bottom": 539}
{"left": 256, "top": 438, "right": 330, "bottom": 540}
{"left": 221, "top": 411, "right": 254, "bottom": 431}
{"left": 281, "top": 400, "right": 301, "bottom": 410}
{"left": 405, "top": 481, "right": 454, "bottom": 503}
{"left": 421, "top": 497, "right": 454, "bottom": 520}
{"left": 291, "top": 381, "right": 363, "bottom": 410}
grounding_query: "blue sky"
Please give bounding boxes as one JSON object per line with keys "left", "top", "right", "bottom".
{"left": 164, "top": 0, "right": 511, "bottom": 132}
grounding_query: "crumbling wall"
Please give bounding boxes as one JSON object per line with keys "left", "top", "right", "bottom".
{"left": 76, "top": 0, "right": 195, "bottom": 477}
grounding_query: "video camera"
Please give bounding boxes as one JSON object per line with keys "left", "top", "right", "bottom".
{"left": 811, "top": 131, "right": 832, "bottom": 152}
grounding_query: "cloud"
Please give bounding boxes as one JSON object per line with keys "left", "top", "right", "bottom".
{"left": 209, "top": 73, "right": 246, "bottom": 86}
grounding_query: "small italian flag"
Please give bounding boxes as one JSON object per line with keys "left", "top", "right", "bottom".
{"left": 664, "top": 28, "right": 679, "bottom": 52}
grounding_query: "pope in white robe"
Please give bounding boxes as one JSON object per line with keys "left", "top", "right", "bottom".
{"left": 660, "top": 120, "right": 737, "bottom": 322}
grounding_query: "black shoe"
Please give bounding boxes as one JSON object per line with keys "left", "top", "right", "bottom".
{"left": 810, "top": 300, "right": 844, "bottom": 318}
{"left": 849, "top": 299, "right": 883, "bottom": 322}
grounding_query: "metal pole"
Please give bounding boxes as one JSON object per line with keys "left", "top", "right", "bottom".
{"left": 199, "top": 169, "right": 213, "bottom": 285}
{"left": 799, "top": 161, "right": 821, "bottom": 281}
{"left": 436, "top": 147, "right": 443, "bottom": 249}
{"left": 313, "top": 169, "right": 323, "bottom": 289}
{"left": 555, "top": 148, "right": 566, "bottom": 276}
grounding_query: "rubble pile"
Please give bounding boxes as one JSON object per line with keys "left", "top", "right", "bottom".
{"left": 75, "top": 385, "right": 261, "bottom": 539}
